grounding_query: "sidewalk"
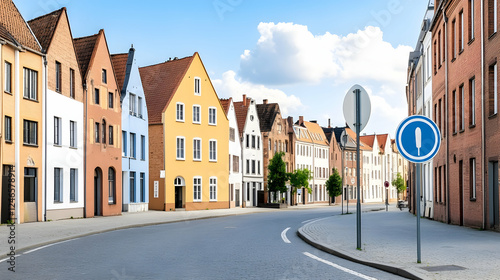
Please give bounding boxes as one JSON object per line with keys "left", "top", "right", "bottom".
{"left": 0, "top": 203, "right": 332, "bottom": 257}
{"left": 298, "top": 207, "right": 500, "bottom": 280}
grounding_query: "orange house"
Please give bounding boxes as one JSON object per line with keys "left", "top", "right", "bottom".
{"left": 74, "top": 30, "right": 122, "bottom": 217}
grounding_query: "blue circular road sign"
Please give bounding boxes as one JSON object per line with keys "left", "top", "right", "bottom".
{"left": 395, "top": 115, "right": 441, "bottom": 163}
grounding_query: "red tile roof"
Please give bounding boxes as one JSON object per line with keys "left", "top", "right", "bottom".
{"left": 27, "top": 8, "right": 63, "bottom": 52}
{"left": 360, "top": 134, "right": 375, "bottom": 148}
{"left": 73, "top": 32, "right": 99, "bottom": 81}
{"left": 0, "top": 0, "right": 41, "bottom": 51}
{"left": 219, "top": 98, "right": 232, "bottom": 114}
{"left": 377, "top": 134, "right": 389, "bottom": 153}
{"left": 111, "top": 53, "right": 128, "bottom": 90}
{"left": 303, "top": 121, "right": 329, "bottom": 146}
{"left": 233, "top": 99, "right": 250, "bottom": 138}
{"left": 139, "top": 55, "right": 194, "bottom": 124}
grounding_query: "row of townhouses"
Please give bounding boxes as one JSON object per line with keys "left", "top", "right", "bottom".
{"left": 407, "top": 0, "right": 500, "bottom": 231}
{"left": 0, "top": 1, "right": 408, "bottom": 224}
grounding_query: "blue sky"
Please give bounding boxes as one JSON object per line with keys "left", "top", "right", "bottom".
{"left": 17, "top": 0, "right": 431, "bottom": 136}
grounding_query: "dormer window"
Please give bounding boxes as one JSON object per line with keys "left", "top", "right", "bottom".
{"left": 194, "top": 77, "right": 201, "bottom": 95}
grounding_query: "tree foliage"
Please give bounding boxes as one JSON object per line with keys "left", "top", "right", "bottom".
{"left": 267, "top": 152, "right": 288, "bottom": 196}
{"left": 392, "top": 172, "right": 406, "bottom": 194}
{"left": 326, "top": 168, "right": 343, "bottom": 198}
{"left": 289, "top": 168, "right": 312, "bottom": 194}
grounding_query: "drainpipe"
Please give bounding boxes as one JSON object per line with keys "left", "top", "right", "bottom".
{"left": 444, "top": 11, "right": 450, "bottom": 224}
{"left": 43, "top": 55, "right": 47, "bottom": 221}
{"left": 14, "top": 49, "right": 20, "bottom": 224}
{"left": 83, "top": 80, "right": 88, "bottom": 217}
{"left": 481, "top": 0, "right": 486, "bottom": 229}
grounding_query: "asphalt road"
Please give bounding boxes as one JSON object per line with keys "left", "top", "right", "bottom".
{"left": 4, "top": 207, "right": 406, "bottom": 279}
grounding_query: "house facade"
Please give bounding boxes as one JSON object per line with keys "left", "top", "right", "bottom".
{"left": 140, "top": 53, "right": 229, "bottom": 211}
{"left": 28, "top": 8, "right": 85, "bottom": 220}
{"left": 0, "top": 0, "right": 44, "bottom": 223}
{"left": 322, "top": 121, "right": 343, "bottom": 203}
{"left": 234, "top": 95, "right": 263, "bottom": 207}
{"left": 220, "top": 98, "right": 242, "bottom": 208}
{"left": 74, "top": 29, "right": 122, "bottom": 217}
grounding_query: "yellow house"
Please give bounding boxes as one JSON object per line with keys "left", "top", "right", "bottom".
{"left": 140, "top": 53, "right": 229, "bottom": 211}
{"left": 0, "top": 0, "right": 44, "bottom": 223}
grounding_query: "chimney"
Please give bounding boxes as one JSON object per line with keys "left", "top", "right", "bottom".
{"left": 263, "top": 99, "right": 268, "bottom": 104}
{"left": 299, "top": 116, "right": 304, "bottom": 125}
{"left": 242, "top": 94, "right": 247, "bottom": 106}
{"left": 328, "top": 118, "right": 331, "bottom": 128}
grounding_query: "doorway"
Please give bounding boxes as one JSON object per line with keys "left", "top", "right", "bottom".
{"left": 489, "top": 161, "right": 499, "bottom": 229}
{"left": 94, "top": 168, "right": 102, "bottom": 216}
{"left": 1, "top": 165, "right": 13, "bottom": 223}
{"left": 235, "top": 189, "right": 240, "bottom": 207}
{"left": 24, "top": 168, "right": 37, "bottom": 222}
{"left": 459, "top": 160, "right": 464, "bottom": 226}
{"left": 174, "top": 177, "right": 185, "bottom": 209}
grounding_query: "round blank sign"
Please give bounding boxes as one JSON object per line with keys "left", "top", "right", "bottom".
{"left": 343, "top": 84, "right": 371, "bottom": 133}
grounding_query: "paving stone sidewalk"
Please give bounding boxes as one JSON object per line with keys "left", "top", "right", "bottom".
{"left": 298, "top": 207, "right": 500, "bottom": 280}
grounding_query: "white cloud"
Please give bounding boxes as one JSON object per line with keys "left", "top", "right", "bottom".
{"left": 212, "top": 70, "right": 303, "bottom": 116}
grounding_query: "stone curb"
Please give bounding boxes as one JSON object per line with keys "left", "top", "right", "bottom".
{"left": 297, "top": 224, "right": 424, "bottom": 280}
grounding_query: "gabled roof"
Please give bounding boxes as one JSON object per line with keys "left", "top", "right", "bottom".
{"left": 73, "top": 33, "right": 99, "bottom": 80}
{"left": 0, "top": 0, "right": 41, "bottom": 51}
{"left": 27, "top": 8, "right": 63, "bottom": 52}
{"left": 256, "top": 103, "right": 280, "bottom": 133}
{"left": 111, "top": 53, "right": 128, "bottom": 91}
{"left": 139, "top": 55, "right": 194, "bottom": 124}
{"left": 360, "top": 134, "right": 375, "bottom": 148}
{"left": 303, "top": 121, "right": 329, "bottom": 146}
{"left": 233, "top": 99, "right": 250, "bottom": 138}
{"left": 377, "top": 134, "right": 389, "bottom": 152}
{"left": 219, "top": 98, "right": 232, "bottom": 114}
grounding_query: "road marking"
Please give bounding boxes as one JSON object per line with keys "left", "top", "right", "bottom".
{"left": 302, "top": 217, "right": 322, "bottom": 224}
{"left": 23, "top": 238, "right": 80, "bottom": 255}
{"left": 303, "top": 252, "right": 377, "bottom": 280}
{"left": 281, "top": 227, "right": 291, "bottom": 243}
{"left": 303, "top": 217, "right": 330, "bottom": 227}
{"left": 0, "top": 255, "right": 20, "bottom": 263}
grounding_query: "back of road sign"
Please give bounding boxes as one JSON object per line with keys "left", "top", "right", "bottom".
{"left": 395, "top": 115, "right": 441, "bottom": 163}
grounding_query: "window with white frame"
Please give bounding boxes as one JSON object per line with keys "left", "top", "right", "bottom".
{"left": 194, "top": 77, "right": 201, "bottom": 95}
{"left": 176, "top": 103, "right": 184, "bottom": 122}
{"left": 4, "top": 62, "right": 12, "bottom": 93}
{"left": 70, "top": 168, "right": 77, "bottom": 202}
{"left": 122, "top": 131, "right": 127, "bottom": 156}
{"left": 193, "top": 105, "right": 201, "bottom": 124}
{"left": 470, "top": 158, "right": 476, "bottom": 199}
{"left": 193, "top": 177, "right": 201, "bottom": 201}
{"left": 176, "top": 137, "right": 185, "bottom": 160}
{"left": 138, "top": 96, "right": 143, "bottom": 118}
{"left": 209, "top": 139, "right": 217, "bottom": 161}
{"left": 54, "top": 167, "right": 62, "bottom": 202}
{"left": 23, "top": 120, "right": 38, "bottom": 145}
{"left": 210, "top": 177, "right": 217, "bottom": 201}
{"left": 130, "top": 133, "right": 136, "bottom": 159}
{"left": 141, "top": 135, "right": 145, "bottom": 160}
{"left": 193, "top": 138, "right": 201, "bottom": 161}
{"left": 5, "top": 116, "right": 12, "bottom": 142}
{"left": 208, "top": 107, "right": 216, "bottom": 125}
{"left": 55, "top": 61, "right": 62, "bottom": 93}
{"left": 129, "top": 93, "right": 136, "bottom": 115}
{"left": 54, "top": 117, "right": 61, "bottom": 146}
{"left": 23, "top": 67, "right": 38, "bottom": 101}
{"left": 70, "top": 121, "right": 77, "bottom": 148}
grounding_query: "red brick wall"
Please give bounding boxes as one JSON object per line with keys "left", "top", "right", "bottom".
{"left": 148, "top": 124, "right": 165, "bottom": 210}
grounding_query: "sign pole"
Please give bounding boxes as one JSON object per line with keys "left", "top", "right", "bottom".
{"left": 355, "top": 88, "right": 362, "bottom": 250}
{"left": 416, "top": 163, "right": 422, "bottom": 263}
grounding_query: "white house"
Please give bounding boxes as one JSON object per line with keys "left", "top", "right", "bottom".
{"left": 234, "top": 95, "right": 263, "bottom": 207}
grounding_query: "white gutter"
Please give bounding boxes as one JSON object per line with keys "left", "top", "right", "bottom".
{"left": 14, "top": 49, "right": 20, "bottom": 224}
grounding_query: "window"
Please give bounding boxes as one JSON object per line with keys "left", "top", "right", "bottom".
{"left": 176, "top": 137, "right": 185, "bottom": 160}
{"left": 453, "top": 90, "right": 457, "bottom": 133}
{"left": 193, "top": 177, "right": 202, "bottom": 202}
{"left": 108, "top": 168, "right": 115, "bottom": 204}
{"left": 130, "top": 172, "right": 136, "bottom": 203}
{"left": 54, "top": 117, "right": 61, "bottom": 145}
{"left": 94, "top": 88, "right": 100, "bottom": 105}
{"left": 252, "top": 135, "right": 256, "bottom": 148}
{"left": 209, "top": 139, "right": 217, "bottom": 161}
{"left": 452, "top": 19, "right": 457, "bottom": 58}
{"left": 130, "top": 133, "right": 136, "bottom": 159}
{"left": 252, "top": 160, "right": 256, "bottom": 174}
{"left": 193, "top": 138, "right": 201, "bottom": 161}
{"left": 70, "top": 68, "right": 75, "bottom": 99}
{"left": 129, "top": 93, "right": 136, "bottom": 115}
{"left": 257, "top": 136, "right": 260, "bottom": 149}
{"left": 208, "top": 107, "right": 216, "bottom": 125}
{"left": 140, "top": 173, "right": 145, "bottom": 202}
{"left": 24, "top": 168, "right": 37, "bottom": 202}
{"left": 102, "top": 69, "right": 107, "bottom": 84}
{"left": 490, "top": 63, "right": 498, "bottom": 115}
{"left": 246, "top": 134, "right": 250, "bottom": 148}
{"left": 460, "top": 84, "right": 465, "bottom": 130}
{"left": 5, "top": 116, "right": 12, "bottom": 142}
{"left": 469, "top": 78, "right": 475, "bottom": 126}
{"left": 193, "top": 105, "right": 201, "bottom": 124}
{"left": 69, "top": 121, "right": 76, "bottom": 148}
{"left": 4, "top": 62, "right": 12, "bottom": 93}
{"left": 176, "top": 103, "right": 184, "bottom": 121}
{"left": 489, "top": 0, "right": 498, "bottom": 35}
{"left": 233, "top": 155, "right": 239, "bottom": 172}
{"left": 54, "top": 168, "right": 62, "bottom": 202}
{"left": 194, "top": 77, "right": 201, "bottom": 95}
{"left": 102, "top": 119, "right": 106, "bottom": 144}
{"left": 229, "top": 128, "right": 235, "bottom": 142}
{"left": 258, "top": 160, "right": 261, "bottom": 175}
{"left": 56, "top": 61, "right": 62, "bottom": 93}
{"left": 246, "top": 159, "right": 250, "bottom": 174}
{"left": 70, "top": 168, "right": 77, "bottom": 202}
{"left": 210, "top": 177, "right": 217, "bottom": 201}
{"left": 23, "top": 67, "right": 38, "bottom": 100}
{"left": 470, "top": 158, "right": 476, "bottom": 200}
{"left": 138, "top": 97, "right": 142, "bottom": 118}
{"left": 122, "top": 131, "right": 127, "bottom": 156}
{"left": 108, "top": 92, "right": 114, "bottom": 109}
{"left": 109, "top": 125, "right": 114, "bottom": 145}
{"left": 459, "top": 11, "right": 464, "bottom": 51}
{"left": 95, "top": 122, "right": 100, "bottom": 143}
{"left": 469, "top": 0, "right": 475, "bottom": 41}
{"left": 141, "top": 135, "right": 145, "bottom": 160}
{"left": 23, "top": 120, "right": 38, "bottom": 145}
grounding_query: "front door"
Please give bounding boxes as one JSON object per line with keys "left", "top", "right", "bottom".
{"left": 1, "top": 165, "right": 13, "bottom": 223}
{"left": 489, "top": 161, "right": 499, "bottom": 229}
{"left": 235, "top": 189, "right": 240, "bottom": 207}
{"left": 175, "top": 186, "right": 182, "bottom": 208}
{"left": 94, "top": 168, "right": 102, "bottom": 216}
{"left": 23, "top": 168, "right": 37, "bottom": 222}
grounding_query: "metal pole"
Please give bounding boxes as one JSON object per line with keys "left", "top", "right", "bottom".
{"left": 416, "top": 163, "right": 422, "bottom": 263}
{"left": 342, "top": 145, "right": 344, "bottom": 215}
{"left": 355, "top": 88, "right": 362, "bottom": 250}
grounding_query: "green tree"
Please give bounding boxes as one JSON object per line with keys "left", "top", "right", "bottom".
{"left": 392, "top": 172, "right": 406, "bottom": 199}
{"left": 325, "top": 168, "right": 342, "bottom": 205}
{"left": 289, "top": 168, "right": 312, "bottom": 205}
{"left": 267, "top": 152, "right": 288, "bottom": 203}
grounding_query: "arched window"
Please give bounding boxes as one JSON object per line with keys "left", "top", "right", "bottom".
{"left": 108, "top": 167, "right": 115, "bottom": 204}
